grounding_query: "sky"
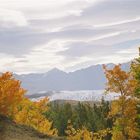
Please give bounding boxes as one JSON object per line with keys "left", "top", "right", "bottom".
{"left": 0, "top": 0, "right": 140, "bottom": 74}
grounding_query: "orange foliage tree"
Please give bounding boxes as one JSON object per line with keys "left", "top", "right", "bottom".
{"left": 0, "top": 72, "right": 26, "bottom": 116}
{"left": 103, "top": 64, "right": 138, "bottom": 140}
{"left": 0, "top": 72, "right": 57, "bottom": 136}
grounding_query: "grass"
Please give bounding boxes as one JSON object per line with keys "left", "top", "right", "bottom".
{"left": 0, "top": 115, "right": 65, "bottom": 140}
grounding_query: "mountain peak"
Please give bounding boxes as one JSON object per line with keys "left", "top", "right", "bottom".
{"left": 50, "top": 68, "right": 61, "bottom": 72}
{"left": 46, "top": 68, "right": 66, "bottom": 75}
{"left": 16, "top": 62, "right": 130, "bottom": 93}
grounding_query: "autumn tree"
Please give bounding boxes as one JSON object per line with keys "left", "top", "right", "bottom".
{"left": 131, "top": 57, "right": 140, "bottom": 137}
{"left": 66, "top": 120, "right": 111, "bottom": 140}
{"left": 131, "top": 57, "right": 140, "bottom": 98}
{"left": 65, "top": 120, "right": 93, "bottom": 140}
{"left": 0, "top": 72, "right": 57, "bottom": 136}
{"left": 0, "top": 72, "right": 26, "bottom": 116}
{"left": 14, "top": 97, "right": 58, "bottom": 136}
{"left": 103, "top": 64, "right": 138, "bottom": 140}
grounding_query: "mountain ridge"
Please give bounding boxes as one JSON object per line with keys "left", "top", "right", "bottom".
{"left": 14, "top": 62, "right": 130, "bottom": 94}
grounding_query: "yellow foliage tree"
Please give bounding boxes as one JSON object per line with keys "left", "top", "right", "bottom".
{"left": 65, "top": 120, "right": 111, "bottom": 140}
{"left": 0, "top": 72, "right": 57, "bottom": 136}
{"left": 14, "top": 97, "right": 58, "bottom": 136}
{"left": 65, "top": 120, "right": 92, "bottom": 140}
{"left": 131, "top": 57, "right": 140, "bottom": 138}
{"left": 103, "top": 64, "right": 138, "bottom": 140}
{"left": 0, "top": 72, "right": 26, "bottom": 116}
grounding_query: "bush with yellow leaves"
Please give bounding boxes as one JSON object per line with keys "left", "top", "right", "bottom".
{"left": 65, "top": 120, "right": 111, "bottom": 140}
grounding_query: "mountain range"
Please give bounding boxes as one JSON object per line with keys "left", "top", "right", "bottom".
{"left": 15, "top": 62, "right": 130, "bottom": 94}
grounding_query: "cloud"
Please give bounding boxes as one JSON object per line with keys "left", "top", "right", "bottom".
{"left": 0, "top": 27, "right": 49, "bottom": 55}
{"left": 81, "top": 0, "right": 140, "bottom": 24}
{"left": 63, "top": 37, "right": 140, "bottom": 57}
{"left": 1, "top": 0, "right": 98, "bottom": 20}
{"left": 0, "top": 9, "right": 28, "bottom": 28}
{"left": 94, "top": 17, "right": 140, "bottom": 28}
{"left": 0, "top": 25, "right": 120, "bottom": 56}
{"left": 57, "top": 38, "right": 140, "bottom": 71}
{"left": 0, "top": 0, "right": 140, "bottom": 73}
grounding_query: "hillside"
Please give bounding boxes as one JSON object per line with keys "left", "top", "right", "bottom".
{"left": 0, "top": 115, "right": 65, "bottom": 140}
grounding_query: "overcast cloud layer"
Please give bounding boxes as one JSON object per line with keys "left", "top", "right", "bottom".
{"left": 0, "top": 0, "right": 140, "bottom": 74}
